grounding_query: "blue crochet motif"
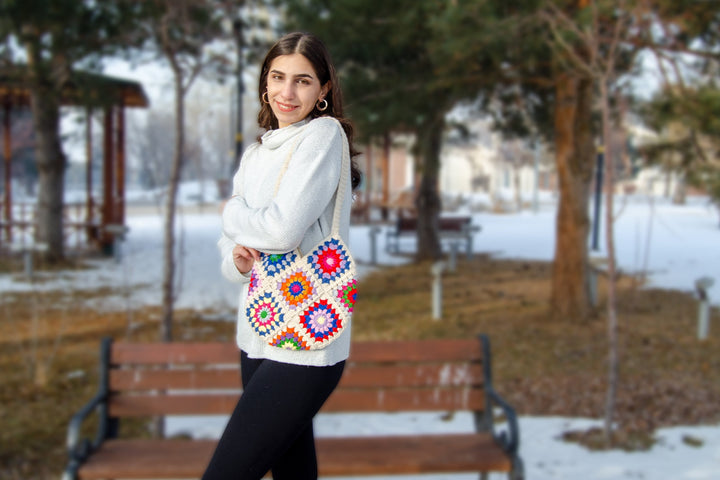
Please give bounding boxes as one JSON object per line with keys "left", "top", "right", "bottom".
{"left": 261, "top": 251, "right": 297, "bottom": 277}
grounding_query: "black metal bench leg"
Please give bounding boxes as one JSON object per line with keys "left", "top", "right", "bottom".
{"left": 509, "top": 455, "right": 525, "bottom": 480}
{"left": 62, "top": 462, "right": 79, "bottom": 480}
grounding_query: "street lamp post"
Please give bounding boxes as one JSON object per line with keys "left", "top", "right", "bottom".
{"left": 233, "top": 18, "right": 245, "bottom": 173}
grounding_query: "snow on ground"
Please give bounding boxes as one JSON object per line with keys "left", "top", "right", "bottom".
{"left": 1, "top": 192, "right": 719, "bottom": 479}
{"left": 166, "top": 412, "right": 720, "bottom": 480}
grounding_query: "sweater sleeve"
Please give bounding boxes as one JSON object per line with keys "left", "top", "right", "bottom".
{"left": 217, "top": 233, "right": 251, "bottom": 283}
{"left": 221, "top": 118, "right": 343, "bottom": 254}
{"left": 217, "top": 146, "right": 256, "bottom": 284}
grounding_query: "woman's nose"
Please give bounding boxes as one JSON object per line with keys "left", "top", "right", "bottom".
{"left": 280, "top": 80, "right": 295, "bottom": 99}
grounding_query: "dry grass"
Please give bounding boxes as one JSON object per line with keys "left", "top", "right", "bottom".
{"left": 353, "top": 255, "right": 720, "bottom": 436}
{"left": 0, "top": 287, "right": 235, "bottom": 480}
{"left": 1, "top": 254, "right": 719, "bottom": 478}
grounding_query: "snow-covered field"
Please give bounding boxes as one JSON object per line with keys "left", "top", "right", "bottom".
{"left": 1, "top": 192, "right": 719, "bottom": 479}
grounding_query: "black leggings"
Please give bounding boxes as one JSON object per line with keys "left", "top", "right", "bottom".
{"left": 201, "top": 351, "right": 345, "bottom": 480}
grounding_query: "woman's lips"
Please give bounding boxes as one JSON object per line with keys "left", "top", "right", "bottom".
{"left": 276, "top": 101, "right": 297, "bottom": 113}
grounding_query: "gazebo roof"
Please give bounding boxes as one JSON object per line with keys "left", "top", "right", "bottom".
{"left": 0, "top": 65, "right": 149, "bottom": 108}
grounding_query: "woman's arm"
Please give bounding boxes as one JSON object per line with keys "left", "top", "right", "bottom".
{"left": 217, "top": 147, "right": 259, "bottom": 283}
{"left": 222, "top": 118, "right": 343, "bottom": 254}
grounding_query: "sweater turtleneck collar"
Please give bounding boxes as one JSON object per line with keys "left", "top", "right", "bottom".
{"left": 260, "top": 118, "right": 310, "bottom": 150}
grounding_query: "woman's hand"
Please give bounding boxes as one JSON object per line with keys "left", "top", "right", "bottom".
{"left": 232, "top": 245, "right": 261, "bottom": 274}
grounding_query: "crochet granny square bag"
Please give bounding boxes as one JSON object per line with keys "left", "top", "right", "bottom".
{"left": 245, "top": 120, "right": 357, "bottom": 350}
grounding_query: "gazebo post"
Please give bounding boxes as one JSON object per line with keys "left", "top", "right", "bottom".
{"left": 101, "top": 105, "right": 114, "bottom": 253}
{"left": 85, "top": 106, "right": 95, "bottom": 244}
{"left": 3, "top": 97, "right": 12, "bottom": 242}
{"left": 381, "top": 132, "right": 390, "bottom": 221}
{"left": 365, "top": 143, "right": 373, "bottom": 223}
{"left": 115, "top": 105, "right": 125, "bottom": 227}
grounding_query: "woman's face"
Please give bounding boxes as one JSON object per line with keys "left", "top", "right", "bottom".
{"left": 266, "top": 53, "right": 329, "bottom": 128}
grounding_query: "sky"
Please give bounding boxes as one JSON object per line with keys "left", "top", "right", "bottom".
{"left": 1, "top": 186, "right": 719, "bottom": 479}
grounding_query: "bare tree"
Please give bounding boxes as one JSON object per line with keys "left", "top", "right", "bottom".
{"left": 540, "top": 0, "right": 647, "bottom": 443}
{"left": 184, "top": 82, "right": 235, "bottom": 189}
{"left": 141, "top": 0, "right": 229, "bottom": 342}
{"left": 128, "top": 109, "right": 175, "bottom": 191}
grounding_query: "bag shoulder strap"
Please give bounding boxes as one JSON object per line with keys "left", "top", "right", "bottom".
{"left": 271, "top": 118, "right": 351, "bottom": 237}
{"left": 271, "top": 137, "right": 301, "bottom": 196}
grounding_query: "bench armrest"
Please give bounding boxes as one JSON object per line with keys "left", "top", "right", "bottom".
{"left": 63, "top": 390, "right": 110, "bottom": 480}
{"left": 486, "top": 386, "right": 520, "bottom": 455}
{"left": 64, "top": 338, "right": 113, "bottom": 480}
{"left": 477, "top": 334, "right": 520, "bottom": 456}
{"left": 66, "top": 390, "right": 109, "bottom": 456}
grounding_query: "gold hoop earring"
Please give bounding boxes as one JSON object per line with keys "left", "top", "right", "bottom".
{"left": 262, "top": 91, "right": 270, "bottom": 104}
{"left": 316, "top": 98, "right": 328, "bottom": 111}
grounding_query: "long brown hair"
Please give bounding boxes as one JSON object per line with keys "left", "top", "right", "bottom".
{"left": 257, "top": 32, "right": 361, "bottom": 190}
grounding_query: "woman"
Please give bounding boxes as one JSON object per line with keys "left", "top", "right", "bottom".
{"left": 203, "top": 32, "right": 361, "bottom": 480}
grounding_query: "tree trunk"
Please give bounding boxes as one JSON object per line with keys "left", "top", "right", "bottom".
{"left": 161, "top": 72, "right": 185, "bottom": 343}
{"left": 28, "top": 68, "right": 67, "bottom": 262}
{"left": 672, "top": 173, "right": 686, "bottom": 205}
{"left": 25, "top": 38, "right": 68, "bottom": 262}
{"left": 415, "top": 114, "right": 443, "bottom": 261}
{"left": 599, "top": 80, "right": 620, "bottom": 443}
{"left": 513, "top": 167, "right": 522, "bottom": 211}
{"left": 550, "top": 75, "right": 595, "bottom": 321}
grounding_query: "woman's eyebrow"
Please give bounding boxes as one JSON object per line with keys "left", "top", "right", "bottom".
{"left": 270, "top": 69, "right": 315, "bottom": 80}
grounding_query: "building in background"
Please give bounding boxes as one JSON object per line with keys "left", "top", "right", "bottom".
{"left": 356, "top": 116, "right": 557, "bottom": 222}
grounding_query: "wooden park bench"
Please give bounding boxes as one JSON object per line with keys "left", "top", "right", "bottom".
{"left": 386, "top": 215, "right": 481, "bottom": 259}
{"left": 63, "top": 336, "right": 523, "bottom": 479}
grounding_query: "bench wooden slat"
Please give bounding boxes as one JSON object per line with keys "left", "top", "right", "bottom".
{"left": 78, "top": 434, "right": 510, "bottom": 479}
{"left": 109, "top": 394, "right": 240, "bottom": 416}
{"left": 319, "top": 433, "right": 511, "bottom": 475}
{"left": 349, "top": 339, "right": 482, "bottom": 363}
{"left": 395, "top": 216, "right": 473, "bottom": 233}
{"left": 111, "top": 339, "right": 481, "bottom": 365}
{"left": 111, "top": 342, "right": 240, "bottom": 365}
{"left": 111, "top": 369, "right": 242, "bottom": 390}
{"left": 438, "top": 217, "right": 471, "bottom": 232}
{"left": 341, "top": 363, "right": 484, "bottom": 388}
{"left": 79, "top": 439, "right": 215, "bottom": 479}
{"left": 109, "top": 388, "right": 485, "bottom": 417}
{"left": 110, "top": 363, "right": 484, "bottom": 391}
{"left": 325, "top": 388, "right": 485, "bottom": 412}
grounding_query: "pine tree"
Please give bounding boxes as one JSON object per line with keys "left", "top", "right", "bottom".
{"left": 283, "top": 0, "right": 468, "bottom": 260}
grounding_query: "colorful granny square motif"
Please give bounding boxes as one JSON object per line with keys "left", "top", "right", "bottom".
{"left": 279, "top": 271, "right": 314, "bottom": 309}
{"left": 246, "top": 237, "right": 355, "bottom": 350}
{"left": 270, "top": 327, "right": 309, "bottom": 350}
{"left": 246, "top": 292, "right": 284, "bottom": 337}
{"left": 300, "top": 300, "right": 342, "bottom": 343}
{"left": 248, "top": 269, "right": 259, "bottom": 296}
{"left": 307, "top": 239, "right": 351, "bottom": 284}
{"left": 337, "top": 279, "right": 357, "bottom": 312}
{"left": 262, "top": 252, "right": 297, "bottom": 278}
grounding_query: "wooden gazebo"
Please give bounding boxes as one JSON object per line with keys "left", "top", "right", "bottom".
{"left": 0, "top": 67, "right": 149, "bottom": 254}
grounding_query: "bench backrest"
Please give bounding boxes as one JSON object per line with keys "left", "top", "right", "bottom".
{"left": 104, "top": 338, "right": 487, "bottom": 418}
{"left": 396, "top": 216, "right": 472, "bottom": 233}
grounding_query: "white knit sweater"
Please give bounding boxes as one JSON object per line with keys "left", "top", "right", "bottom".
{"left": 219, "top": 116, "right": 353, "bottom": 366}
